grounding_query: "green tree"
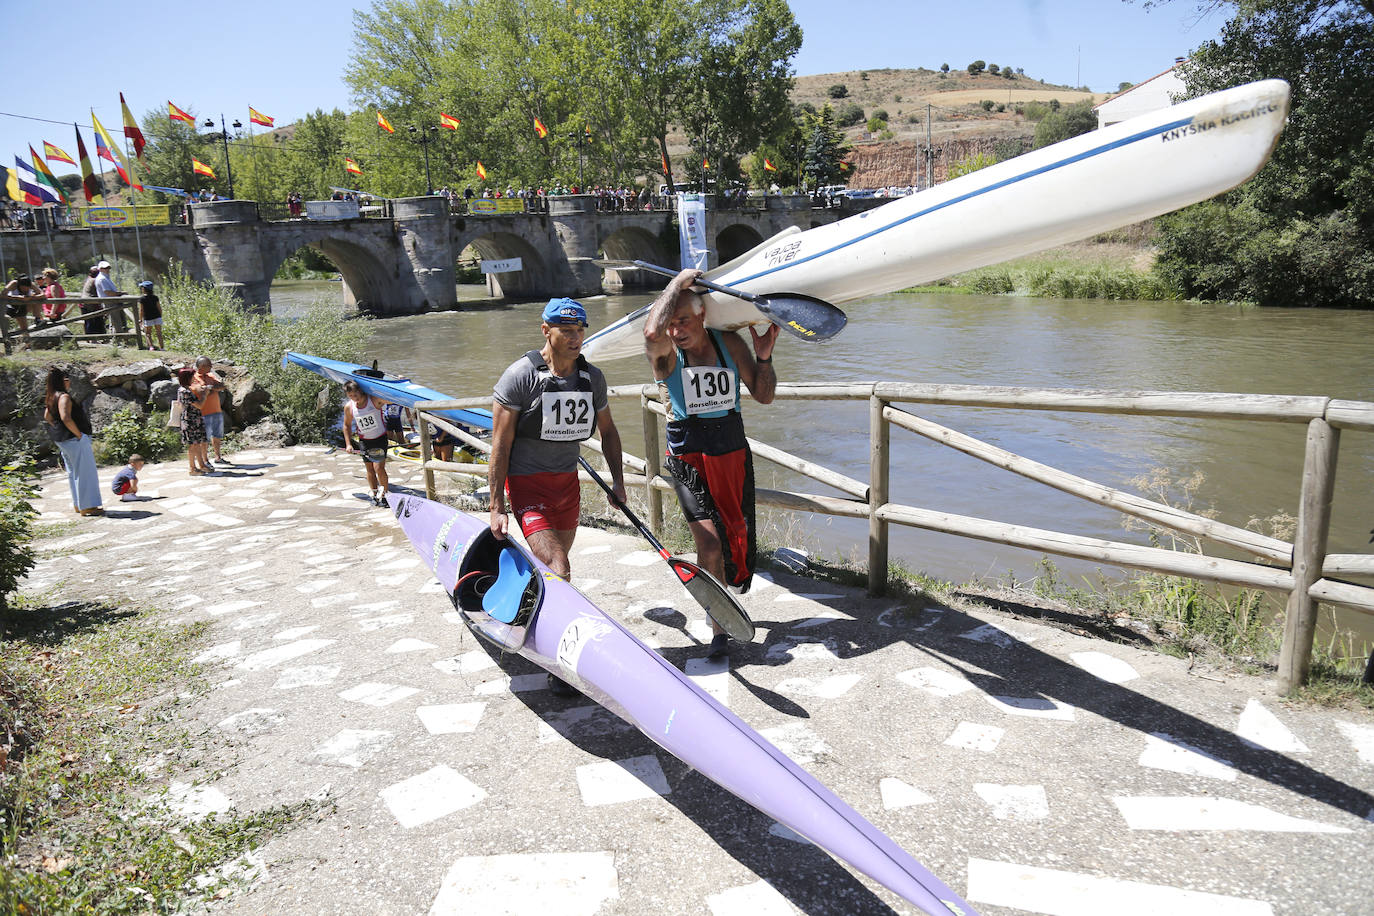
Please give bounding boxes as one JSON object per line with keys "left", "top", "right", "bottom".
{"left": 801, "top": 104, "right": 849, "bottom": 188}
{"left": 139, "top": 109, "right": 214, "bottom": 198}
{"left": 940, "top": 62, "right": 950, "bottom": 72}
{"left": 835, "top": 102, "right": 865, "bottom": 127}
{"left": 967, "top": 59, "right": 986, "bottom": 75}
{"left": 1033, "top": 100, "right": 1095, "bottom": 147}
{"left": 1149, "top": 0, "right": 1374, "bottom": 306}
{"left": 828, "top": 84, "right": 849, "bottom": 98}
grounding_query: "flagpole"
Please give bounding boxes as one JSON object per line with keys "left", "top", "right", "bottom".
{"left": 121, "top": 131, "right": 147, "bottom": 280}
{"left": 20, "top": 209, "right": 35, "bottom": 278}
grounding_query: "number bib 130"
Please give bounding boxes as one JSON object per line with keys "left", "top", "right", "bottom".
{"left": 683, "top": 366, "right": 735, "bottom": 415}
{"left": 540, "top": 392, "right": 593, "bottom": 440}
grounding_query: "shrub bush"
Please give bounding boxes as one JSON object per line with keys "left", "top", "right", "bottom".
{"left": 835, "top": 102, "right": 865, "bottom": 128}
{"left": 827, "top": 84, "right": 848, "bottom": 99}
{"left": 0, "top": 460, "right": 38, "bottom": 614}
{"left": 94, "top": 407, "right": 183, "bottom": 465}
{"left": 980, "top": 100, "right": 994, "bottom": 111}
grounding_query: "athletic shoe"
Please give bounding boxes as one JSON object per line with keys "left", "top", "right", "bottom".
{"left": 370, "top": 493, "right": 380, "bottom": 506}
{"left": 377, "top": 495, "right": 390, "bottom": 508}
{"left": 707, "top": 633, "right": 730, "bottom": 659}
{"left": 546, "top": 673, "right": 578, "bottom": 697}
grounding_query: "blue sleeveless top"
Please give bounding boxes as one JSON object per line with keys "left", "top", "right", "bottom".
{"left": 662, "top": 329, "right": 741, "bottom": 421}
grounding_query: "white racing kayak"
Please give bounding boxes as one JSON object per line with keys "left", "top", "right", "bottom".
{"left": 583, "top": 78, "right": 1290, "bottom": 361}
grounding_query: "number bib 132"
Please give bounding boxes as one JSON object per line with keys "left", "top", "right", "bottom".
{"left": 540, "top": 391, "right": 593, "bottom": 440}
{"left": 683, "top": 365, "right": 735, "bottom": 415}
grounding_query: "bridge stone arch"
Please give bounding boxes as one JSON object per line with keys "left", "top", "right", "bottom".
{"left": 715, "top": 222, "right": 767, "bottom": 266}
{"left": 598, "top": 225, "right": 668, "bottom": 292}
{"left": 452, "top": 228, "right": 550, "bottom": 301}
{"left": 259, "top": 232, "right": 395, "bottom": 315}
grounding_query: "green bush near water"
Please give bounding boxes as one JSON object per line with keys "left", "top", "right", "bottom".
{"left": 94, "top": 406, "right": 183, "bottom": 465}
{"left": 955, "top": 264, "right": 1183, "bottom": 300}
{"left": 160, "top": 267, "right": 370, "bottom": 442}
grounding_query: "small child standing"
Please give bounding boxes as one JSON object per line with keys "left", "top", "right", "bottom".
{"left": 138, "top": 280, "right": 164, "bottom": 350}
{"left": 111, "top": 454, "right": 146, "bottom": 501}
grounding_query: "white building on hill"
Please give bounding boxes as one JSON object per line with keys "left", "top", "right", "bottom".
{"left": 1094, "top": 63, "right": 1187, "bottom": 129}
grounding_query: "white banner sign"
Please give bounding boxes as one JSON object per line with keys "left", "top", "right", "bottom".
{"left": 480, "top": 257, "right": 523, "bottom": 274}
{"left": 305, "top": 199, "right": 361, "bottom": 221}
{"left": 678, "top": 194, "right": 709, "bottom": 271}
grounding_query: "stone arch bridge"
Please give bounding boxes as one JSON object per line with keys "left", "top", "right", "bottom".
{"left": 0, "top": 195, "right": 859, "bottom": 315}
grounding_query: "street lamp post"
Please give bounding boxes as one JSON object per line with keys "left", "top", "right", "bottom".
{"left": 406, "top": 125, "right": 440, "bottom": 194}
{"left": 202, "top": 115, "right": 242, "bottom": 199}
{"left": 567, "top": 131, "right": 588, "bottom": 189}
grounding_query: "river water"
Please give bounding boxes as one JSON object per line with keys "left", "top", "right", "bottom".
{"left": 272, "top": 279, "right": 1374, "bottom": 638}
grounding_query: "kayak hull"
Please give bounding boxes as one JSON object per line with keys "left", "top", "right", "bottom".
{"left": 583, "top": 79, "right": 1290, "bottom": 361}
{"left": 393, "top": 492, "right": 975, "bottom": 916}
{"left": 282, "top": 351, "right": 494, "bottom": 431}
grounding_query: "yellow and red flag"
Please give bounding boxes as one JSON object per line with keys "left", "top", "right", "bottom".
{"left": 377, "top": 111, "right": 395, "bottom": 133}
{"left": 75, "top": 127, "right": 101, "bottom": 204}
{"left": 120, "top": 92, "right": 146, "bottom": 158}
{"left": 475, "top": 161, "right": 487, "bottom": 180}
{"left": 93, "top": 112, "right": 143, "bottom": 190}
{"left": 661, "top": 152, "right": 669, "bottom": 176}
{"left": 249, "top": 107, "right": 274, "bottom": 127}
{"left": 702, "top": 157, "right": 709, "bottom": 169}
{"left": 345, "top": 157, "right": 362, "bottom": 175}
{"left": 533, "top": 117, "right": 549, "bottom": 139}
{"left": 192, "top": 158, "right": 216, "bottom": 179}
{"left": 168, "top": 101, "right": 195, "bottom": 124}
{"left": 44, "top": 141, "right": 76, "bottom": 166}
{"left": 439, "top": 112, "right": 460, "bottom": 130}
{"left": 763, "top": 158, "right": 777, "bottom": 172}
{"left": 30, "top": 145, "right": 70, "bottom": 205}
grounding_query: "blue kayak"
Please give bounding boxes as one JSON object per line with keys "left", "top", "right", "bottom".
{"left": 282, "top": 351, "right": 493, "bottom": 432}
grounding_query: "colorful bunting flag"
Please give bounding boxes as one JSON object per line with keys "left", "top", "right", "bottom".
{"left": 29, "top": 146, "right": 70, "bottom": 204}
{"left": 92, "top": 112, "right": 143, "bottom": 190}
{"left": 475, "top": 161, "right": 487, "bottom": 180}
{"left": 439, "top": 112, "right": 460, "bottom": 130}
{"left": 533, "top": 117, "right": 549, "bottom": 139}
{"left": 192, "top": 158, "right": 216, "bottom": 179}
{"left": 345, "top": 157, "right": 362, "bottom": 175}
{"left": 120, "top": 92, "right": 146, "bottom": 158}
{"left": 763, "top": 158, "right": 777, "bottom": 172}
{"left": 377, "top": 111, "right": 395, "bottom": 133}
{"left": 168, "top": 101, "right": 195, "bottom": 124}
{"left": 2, "top": 166, "right": 30, "bottom": 205}
{"left": 44, "top": 141, "right": 76, "bottom": 166}
{"left": 74, "top": 126, "right": 101, "bottom": 204}
{"left": 249, "top": 106, "right": 274, "bottom": 127}
{"left": 9, "top": 158, "right": 45, "bottom": 205}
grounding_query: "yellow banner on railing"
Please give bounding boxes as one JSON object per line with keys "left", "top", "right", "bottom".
{"left": 72, "top": 205, "right": 172, "bottom": 228}
{"left": 469, "top": 198, "right": 524, "bottom": 214}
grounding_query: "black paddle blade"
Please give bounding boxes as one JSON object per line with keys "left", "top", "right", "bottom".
{"left": 668, "top": 558, "right": 755, "bottom": 641}
{"left": 755, "top": 293, "right": 848, "bottom": 342}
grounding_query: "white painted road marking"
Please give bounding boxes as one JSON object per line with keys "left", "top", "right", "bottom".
{"left": 1070, "top": 650, "right": 1140, "bottom": 684}
{"left": 1138, "top": 733, "right": 1237, "bottom": 781}
{"left": 428, "top": 852, "right": 618, "bottom": 916}
{"left": 880, "top": 777, "right": 934, "bottom": 810}
{"left": 1236, "top": 699, "right": 1309, "bottom": 753}
{"left": 944, "top": 722, "right": 1005, "bottom": 753}
{"left": 380, "top": 765, "right": 486, "bottom": 828}
{"left": 1113, "top": 796, "right": 1351, "bottom": 833}
{"left": 974, "top": 783, "right": 1050, "bottom": 820}
{"left": 575, "top": 755, "right": 671, "bottom": 806}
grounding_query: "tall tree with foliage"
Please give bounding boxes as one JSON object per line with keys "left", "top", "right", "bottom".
{"left": 1146, "top": 0, "right": 1374, "bottom": 307}
{"left": 801, "top": 104, "right": 849, "bottom": 189}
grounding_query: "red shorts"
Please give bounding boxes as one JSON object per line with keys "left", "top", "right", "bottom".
{"left": 506, "top": 471, "right": 580, "bottom": 536}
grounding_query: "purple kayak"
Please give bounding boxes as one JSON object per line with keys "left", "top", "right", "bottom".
{"left": 393, "top": 493, "right": 976, "bottom": 915}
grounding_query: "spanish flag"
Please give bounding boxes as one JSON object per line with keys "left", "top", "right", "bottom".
{"left": 763, "top": 158, "right": 777, "bottom": 172}
{"left": 44, "top": 141, "right": 76, "bottom": 166}
{"left": 345, "top": 157, "right": 362, "bottom": 175}
{"left": 120, "top": 92, "right": 146, "bottom": 158}
{"left": 377, "top": 110, "right": 395, "bottom": 133}
{"left": 93, "top": 111, "right": 143, "bottom": 191}
{"left": 192, "top": 158, "right": 216, "bottom": 179}
{"left": 168, "top": 101, "right": 195, "bottom": 124}
{"left": 439, "top": 112, "right": 460, "bottom": 130}
{"left": 75, "top": 126, "right": 101, "bottom": 204}
{"left": 702, "top": 157, "right": 709, "bottom": 169}
{"left": 533, "top": 117, "right": 548, "bottom": 139}
{"left": 249, "top": 107, "right": 274, "bottom": 127}
{"left": 661, "top": 152, "right": 669, "bottom": 176}
{"left": 475, "top": 161, "right": 487, "bottom": 180}
{"left": 29, "top": 146, "right": 69, "bottom": 205}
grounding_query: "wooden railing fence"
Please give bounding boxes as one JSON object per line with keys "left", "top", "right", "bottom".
{"left": 0, "top": 295, "right": 148, "bottom": 355}
{"left": 411, "top": 382, "right": 1374, "bottom": 692}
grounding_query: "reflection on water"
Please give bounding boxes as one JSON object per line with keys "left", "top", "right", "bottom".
{"left": 271, "top": 279, "right": 1374, "bottom": 637}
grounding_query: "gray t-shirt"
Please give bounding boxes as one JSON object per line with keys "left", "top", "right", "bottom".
{"left": 494, "top": 353, "right": 609, "bottom": 476}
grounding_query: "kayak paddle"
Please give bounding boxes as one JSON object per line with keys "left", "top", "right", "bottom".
{"left": 595, "top": 258, "right": 848, "bottom": 342}
{"left": 578, "top": 456, "right": 755, "bottom": 641}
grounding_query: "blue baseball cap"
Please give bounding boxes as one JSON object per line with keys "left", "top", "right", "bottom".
{"left": 542, "top": 297, "right": 587, "bottom": 326}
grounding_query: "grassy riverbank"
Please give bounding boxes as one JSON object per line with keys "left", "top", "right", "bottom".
{"left": 911, "top": 229, "right": 1185, "bottom": 301}
{"left": 0, "top": 598, "right": 326, "bottom": 913}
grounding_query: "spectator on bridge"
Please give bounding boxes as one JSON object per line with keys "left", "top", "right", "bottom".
{"left": 79, "top": 266, "right": 105, "bottom": 335}
{"left": 288, "top": 191, "right": 303, "bottom": 218}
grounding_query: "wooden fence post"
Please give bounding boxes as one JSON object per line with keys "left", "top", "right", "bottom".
{"left": 418, "top": 415, "right": 436, "bottom": 501}
{"left": 0, "top": 312, "right": 10, "bottom": 355}
{"left": 640, "top": 392, "right": 663, "bottom": 535}
{"left": 1278, "top": 418, "right": 1340, "bottom": 692}
{"left": 868, "top": 393, "right": 889, "bottom": 596}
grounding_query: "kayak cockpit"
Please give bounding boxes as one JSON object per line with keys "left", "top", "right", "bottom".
{"left": 451, "top": 528, "right": 544, "bottom": 650}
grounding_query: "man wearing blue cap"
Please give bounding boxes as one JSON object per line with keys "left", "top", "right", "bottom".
{"left": 489, "top": 296, "right": 626, "bottom": 592}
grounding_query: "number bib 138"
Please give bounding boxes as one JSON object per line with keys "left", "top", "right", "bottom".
{"left": 540, "top": 391, "right": 593, "bottom": 440}
{"left": 683, "top": 366, "right": 735, "bottom": 415}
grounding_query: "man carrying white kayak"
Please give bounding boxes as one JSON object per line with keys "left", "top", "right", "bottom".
{"left": 644, "top": 268, "right": 778, "bottom": 658}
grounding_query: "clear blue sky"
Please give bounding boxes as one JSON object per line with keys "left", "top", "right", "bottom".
{"left": 0, "top": 0, "right": 1225, "bottom": 181}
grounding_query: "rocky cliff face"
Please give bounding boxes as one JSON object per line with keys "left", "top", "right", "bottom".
{"left": 846, "top": 136, "right": 1032, "bottom": 189}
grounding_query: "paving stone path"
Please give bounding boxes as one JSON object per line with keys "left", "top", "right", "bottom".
{"left": 22, "top": 446, "right": 1374, "bottom": 915}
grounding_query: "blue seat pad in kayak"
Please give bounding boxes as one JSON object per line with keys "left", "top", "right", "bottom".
{"left": 482, "top": 546, "right": 534, "bottom": 624}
